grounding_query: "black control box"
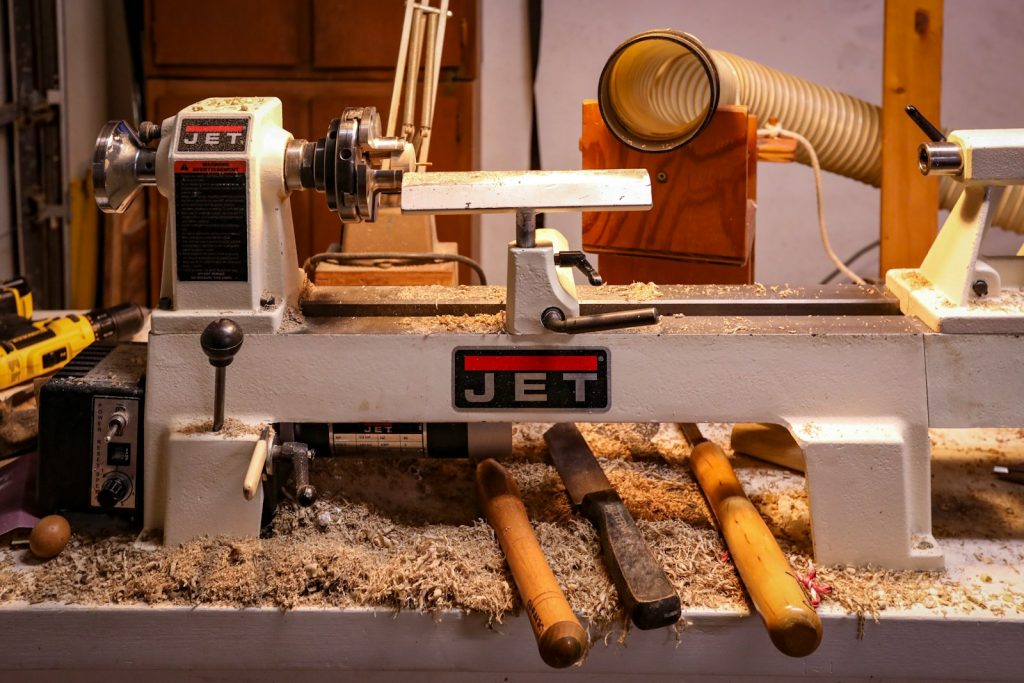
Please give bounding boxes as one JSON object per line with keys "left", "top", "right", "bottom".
{"left": 37, "top": 343, "right": 146, "bottom": 520}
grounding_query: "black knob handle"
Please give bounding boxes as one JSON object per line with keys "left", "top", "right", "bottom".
{"left": 97, "top": 473, "right": 132, "bottom": 508}
{"left": 137, "top": 121, "right": 162, "bottom": 144}
{"left": 201, "top": 319, "right": 244, "bottom": 367}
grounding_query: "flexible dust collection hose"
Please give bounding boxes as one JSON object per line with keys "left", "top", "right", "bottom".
{"left": 597, "top": 29, "right": 1024, "bottom": 235}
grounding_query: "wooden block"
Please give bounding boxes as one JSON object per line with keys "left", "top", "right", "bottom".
{"left": 880, "top": 0, "right": 943, "bottom": 273}
{"left": 581, "top": 101, "right": 755, "bottom": 266}
{"left": 312, "top": 242, "right": 459, "bottom": 286}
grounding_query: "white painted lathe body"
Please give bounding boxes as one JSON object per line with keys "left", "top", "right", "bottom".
{"left": 140, "top": 97, "right": 1024, "bottom": 571}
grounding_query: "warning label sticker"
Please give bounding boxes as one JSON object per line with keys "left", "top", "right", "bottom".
{"left": 176, "top": 118, "right": 249, "bottom": 153}
{"left": 453, "top": 348, "right": 610, "bottom": 410}
{"left": 174, "top": 160, "right": 248, "bottom": 282}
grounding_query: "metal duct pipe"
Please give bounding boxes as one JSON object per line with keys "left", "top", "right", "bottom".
{"left": 598, "top": 29, "right": 1024, "bottom": 235}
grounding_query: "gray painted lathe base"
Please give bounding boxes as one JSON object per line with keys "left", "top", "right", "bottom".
{"left": 1, "top": 603, "right": 1020, "bottom": 680}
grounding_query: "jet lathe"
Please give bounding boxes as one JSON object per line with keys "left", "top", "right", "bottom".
{"left": 92, "top": 95, "right": 1024, "bottom": 571}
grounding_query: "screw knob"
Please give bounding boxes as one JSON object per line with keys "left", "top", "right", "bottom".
{"left": 297, "top": 485, "right": 318, "bottom": 507}
{"left": 201, "top": 319, "right": 244, "bottom": 367}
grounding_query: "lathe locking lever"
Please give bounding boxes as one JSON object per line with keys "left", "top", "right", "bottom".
{"left": 553, "top": 251, "right": 604, "bottom": 286}
{"left": 541, "top": 306, "right": 660, "bottom": 334}
{"left": 200, "top": 319, "right": 244, "bottom": 432}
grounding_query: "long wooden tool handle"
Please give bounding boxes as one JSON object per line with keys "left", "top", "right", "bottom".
{"left": 690, "top": 441, "right": 823, "bottom": 658}
{"left": 475, "top": 458, "right": 588, "bottom": 669}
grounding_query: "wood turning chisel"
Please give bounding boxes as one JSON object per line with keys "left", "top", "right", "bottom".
{"left": 680, "top": 423, "right": 822, "bottom": 657}
{"left": 475, "top": 458, "right": 588, "bottom": 669}
{"left": 543, "top": 423, "right": 681, "bottom": 630}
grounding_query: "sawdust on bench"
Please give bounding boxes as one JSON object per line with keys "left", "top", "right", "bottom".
{"left": 390, "top": 285, "right": 504, "bottom": 302}
{"left": 398, "top": 311, "right": 506, "bottom": 334}
{"left": 4, "top": 425, "right": 1024, "bottom": 632}
{"left": 176, "top": 417, "right": 265, "bottom": 438}
{"left": 600, "top": 282, "right": 662, "bottom": 302}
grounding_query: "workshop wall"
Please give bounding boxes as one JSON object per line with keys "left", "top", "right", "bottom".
{"left": 477, "top": 0, "right": 1024, "bottom": 285}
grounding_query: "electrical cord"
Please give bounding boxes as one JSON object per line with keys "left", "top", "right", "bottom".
{"left": 758, "top": 122, "right": 867, "bottom": 285}
{"left": 820, "top": 239, "right": 880, "bottom": 285}
{"left": 304, "top": 252, "right": 488, "bottom": 285}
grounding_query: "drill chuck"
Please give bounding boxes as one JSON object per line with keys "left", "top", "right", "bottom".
{"left": 88, "top": 303, "right": 146, "bottom": 342}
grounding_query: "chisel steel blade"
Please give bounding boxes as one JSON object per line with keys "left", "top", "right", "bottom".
{"left": 544, "top": 422, "right": 681, "bottom": 630}
{"left": 543, "top": 422, "right": 614, "bottom": 506}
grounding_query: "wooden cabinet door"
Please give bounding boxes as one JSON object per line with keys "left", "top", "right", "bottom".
{"left": 149, "top": 0, "right": 305, "bottom": 67}
{"left": 146, "top": 0, "right": 477, "bottom": 81}
{"left": 312, "top": 0, "right": 477, "bottom": 79}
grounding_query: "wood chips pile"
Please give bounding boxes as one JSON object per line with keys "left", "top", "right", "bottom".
{"left": 3, "top": 423, "right": 1024, "bottom": 637}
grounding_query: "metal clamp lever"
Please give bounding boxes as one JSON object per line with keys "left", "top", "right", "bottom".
{"left": 553, "top": 251, "right": 603, "bottom": 286}
{"left": 276, "top": 441, "right": 318, "bottom": 507}
{"left": 905, "top": 104, "right": 962, "bottom": 176}
{"left": 541, "top": 306, "right": 659, "bottom": 333}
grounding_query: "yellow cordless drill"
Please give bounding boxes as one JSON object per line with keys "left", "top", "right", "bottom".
{"left": 0, "top": 302, "right": 145, "bottom": 389}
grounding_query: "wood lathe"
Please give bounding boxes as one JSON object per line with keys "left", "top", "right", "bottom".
{"left": 90, "top": 93, "right": 1024, "bottom": 577}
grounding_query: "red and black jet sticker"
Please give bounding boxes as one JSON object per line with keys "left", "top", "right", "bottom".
{"left": 176, "top": 117, "right": 249, "bottom": 153}
{"left": 453, "top": 348, "right": 609, "bottom": 410}
{"left": 174, "top": 160, "right": 248, "bottom": 282}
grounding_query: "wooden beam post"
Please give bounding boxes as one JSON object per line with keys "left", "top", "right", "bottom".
{"left": 880, "top": 0, "right": 944, "bottom": 274}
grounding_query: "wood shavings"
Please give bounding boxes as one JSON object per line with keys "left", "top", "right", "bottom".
{"left": 5, "top": 424, "right": 1024, "bottom": 632}
{"left": 176, "top": 418, "right": 264, "bottom": 438}
{"left": 279, "top": 304, "right": 307, "bottom": 332}
{"left": 601, "top": 282, "right": 662, "bottom": 302}
{"left": 389, "top": 285, "right": 504, "bottom": 302}
{"left": 398, "top": 312, "right": 505, "bottom": 334}
{"left": 769, "top": 284, "right": 800, "bottom": 298}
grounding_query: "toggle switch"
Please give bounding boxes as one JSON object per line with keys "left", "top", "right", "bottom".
{"left": 105, "top": 406, "right": 129, "bottom": 442}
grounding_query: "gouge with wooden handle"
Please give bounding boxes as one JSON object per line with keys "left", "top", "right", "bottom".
{"left": 681, "top": 423, "right": 822, "bottom": 657}
{"left": 544, "top": 423, "right": 681, "bottom": 630}
{"left": 475, "top": 458, "right": 588, "bottom": 669}
{"left": 730, "top": 423, "right": 806, "bottom": 472}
